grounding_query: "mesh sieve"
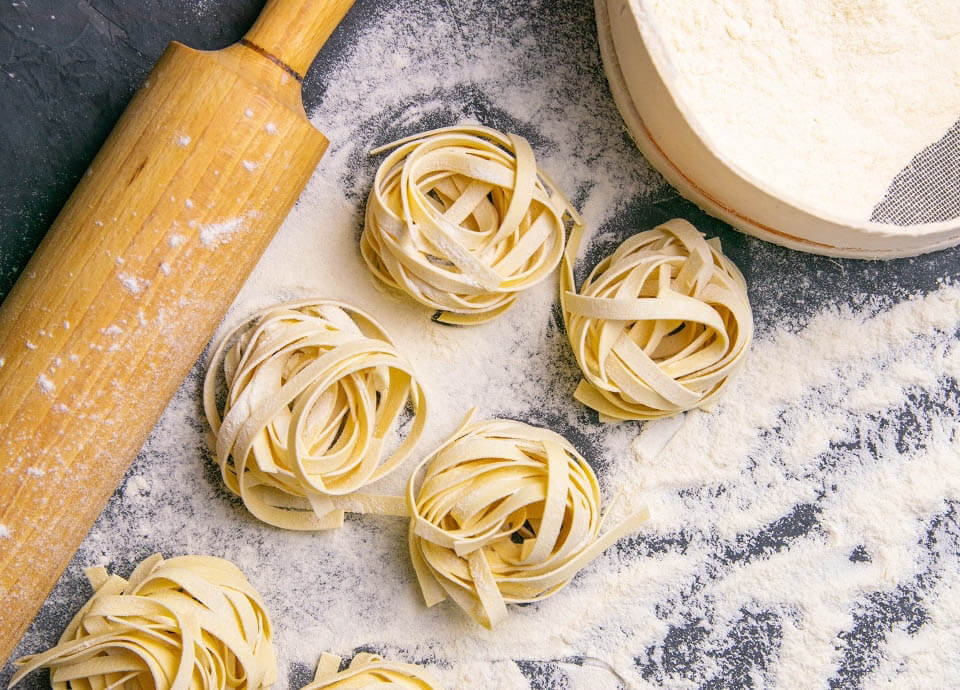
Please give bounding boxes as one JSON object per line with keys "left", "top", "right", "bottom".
{"left": 871, "top": 119, "right": 960, "bottom": 226}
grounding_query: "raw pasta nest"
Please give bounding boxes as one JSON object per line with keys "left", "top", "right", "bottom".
{"left": 361, "top": 125, "right": 576, "bottom": 325}
{"left": 561, "top": 218, "right": 753, "bottom": 421}
{"left": 204, "top": 299, "right": 428, "bottom": 530}
{"left": 407, "top": 413, "right": 649, "bottom": 628}
{"left": 303, "top": 652, "right": 440, "bottom": 689}
{"left": 10, "top": 554, "right": 276, "bottom": 690}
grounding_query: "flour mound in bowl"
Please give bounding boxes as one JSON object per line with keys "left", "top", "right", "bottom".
{"left": 644, "top": 0, "right": 960, "bottom": 222}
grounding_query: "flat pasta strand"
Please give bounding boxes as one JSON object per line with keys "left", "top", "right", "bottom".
{"left": 361, "top": 125, "right": 576, "bottom": 324}
{"left": 9, "top": 554, "right": 276, "bottom": 690}
{"left": 406, "top": 412, "right": 650, "bottom": 628}
{"left": 303, "top": 652, "right": 440, "bottom": 689}
{"left": 561, "top": 218, "right": 754, "bottom": 421}
{"left": 203, "top": 299, "right": 428, "bottom": 530}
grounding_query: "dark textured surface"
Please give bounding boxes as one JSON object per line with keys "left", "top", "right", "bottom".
{"left": 0, "top": 0, "right": 258, "bottom": 296}
{"left": 2, "top": 1, "right": 959, "bottom": 688}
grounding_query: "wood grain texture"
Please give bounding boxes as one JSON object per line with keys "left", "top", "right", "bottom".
{"left": 245, "top": 0, "right": 357, "bottom": 77}
{"left": 0, "top": 0, "right": 354, "bottom": 663}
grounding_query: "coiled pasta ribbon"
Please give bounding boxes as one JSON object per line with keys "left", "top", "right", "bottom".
{"left": 9, "top": 554, "right": 276, "bottom": 690}
{"left": 204, "top": 300, "right": 428, "bottom": 530}
{"left": 304, "top": 652, "right": 439, "bottom": 689}
{"left": 361, "top": 125, "right": 576, "bottom": 325}
{"left": 561, "top": 218, "right": 753, "bottom": 421}
{"left": 407, "top": 413, "right": 649, "bottom": 628}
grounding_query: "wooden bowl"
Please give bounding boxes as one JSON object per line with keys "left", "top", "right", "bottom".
{"left": 596, "top": 0, "right": 960, "bottom": 259}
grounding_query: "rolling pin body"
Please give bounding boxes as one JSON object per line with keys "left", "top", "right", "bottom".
{"left": 0, "top": 0, "right": 354, "bottom": 661}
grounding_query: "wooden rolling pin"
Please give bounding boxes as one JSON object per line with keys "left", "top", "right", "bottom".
{"left": 0, "top": 0, "right": 354, "bottom": 662}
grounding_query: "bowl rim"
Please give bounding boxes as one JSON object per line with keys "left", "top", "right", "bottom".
{"left": 600, "top": 0, "right": 960, "bottom": 242}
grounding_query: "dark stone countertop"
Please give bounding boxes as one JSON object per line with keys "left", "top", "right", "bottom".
{"left": 2, "top": 1, "right": 958, "bottom": 688}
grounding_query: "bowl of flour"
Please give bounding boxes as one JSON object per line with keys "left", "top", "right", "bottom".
{"left": 597, "top": 0, "right": 960, "bottom": 258}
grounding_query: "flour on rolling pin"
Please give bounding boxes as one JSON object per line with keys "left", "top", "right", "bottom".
{"left": 198, "top": 215, "right": 251, "bottom": 248}
{"left": 0, "top": 0, "right": 357, "bottom": 665}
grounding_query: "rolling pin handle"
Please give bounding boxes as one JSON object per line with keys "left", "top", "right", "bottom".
{"left": 243, "top": 0, "right": 356, "bottom": 79}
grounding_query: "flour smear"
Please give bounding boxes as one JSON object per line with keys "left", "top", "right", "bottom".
{"left": 4, "top": 1, "right": 960, "bottom": 689}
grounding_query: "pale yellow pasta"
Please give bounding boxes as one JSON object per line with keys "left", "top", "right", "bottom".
{"left": 561, "top": 218, "right": 753, "bottom": 422}
{"left": 10, "top": 554, "right": 276, "bottom": 690}
{"left": 406, "top": 412, "right": 650, "bottom": 628}
{"left": 361, "top": 125, "right": 576, "bottom": 325}
{"left": 303, "top": 652, "right": 439, "bottom": 689}
{"left": 203, "top": 300, "right": 428, "bottom": 530}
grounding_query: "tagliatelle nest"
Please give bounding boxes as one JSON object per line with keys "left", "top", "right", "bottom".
{"left": 406, "top": 412, "right": 649, "bottom": 628}
{"left": 561, "top": 218, "right": 753, "bottom": 421}
{"left": 361, "top": 125, "right": 577, "bottom": 325}
{"left": 203, "top": 299, "right": 428, "bottom": 530}
{"left": 303, "top": 652, "right": 440, "bottom": 689}
{"left": 10, "top": 554, "right": 276, "bottom": 690}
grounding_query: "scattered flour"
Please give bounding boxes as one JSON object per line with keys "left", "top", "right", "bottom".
{"left": 199, "top": 217, "right": 244, "bottom": 248}
{"left": 116, "top": 273, "right": 146, "bottom": 295}
{"left": 0, "top": 524, "right": 10, "bottom": 539}
{"left": 227, "top": 2, "right": 960, "bottom": 686}
{"left": 36, "top": 374, "right": 54, "bottom": 395}
{"left": 4, "top": 2, "right": 959, "bottom": 689}
{"left": 190, "top": 0, "right": 215, "bottom": 16}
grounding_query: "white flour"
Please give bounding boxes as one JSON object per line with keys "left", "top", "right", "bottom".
{"left": 5, "top": 1, "right": 960, "bottom": 688}
{"left": 644, "top": 0, "right": 960, "bottom": 222}
{"left": 187, "top": 1, "right": 960, "bottom": 684}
